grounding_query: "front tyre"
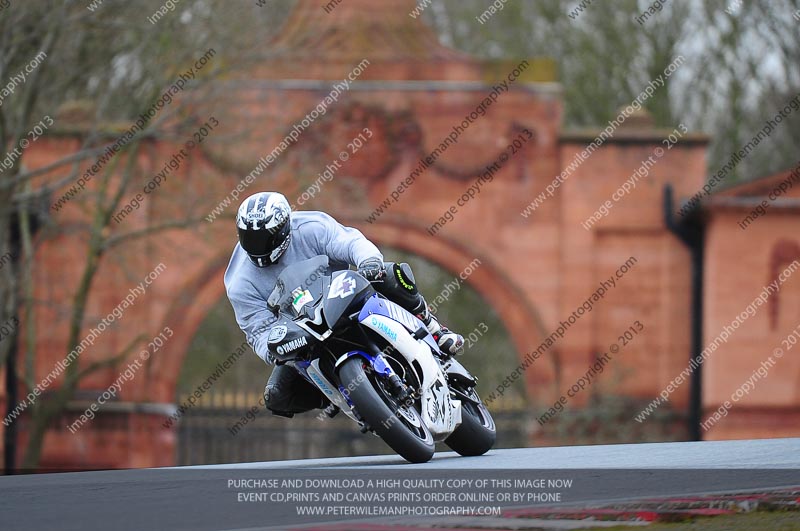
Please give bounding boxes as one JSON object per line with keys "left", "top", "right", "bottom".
{"left": 339, "top": 357, "right": 435, "bottom": 464}
{"left": 445, "top": 386, "right": 496, "bottom": 456}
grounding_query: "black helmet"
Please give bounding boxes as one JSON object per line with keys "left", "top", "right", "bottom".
{"left": 236, "top": 192, "right": 292, "bottom": 267}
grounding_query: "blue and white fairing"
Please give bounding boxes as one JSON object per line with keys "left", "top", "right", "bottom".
{"left": 356, "top": 294, "right": 462, "bottom": 439}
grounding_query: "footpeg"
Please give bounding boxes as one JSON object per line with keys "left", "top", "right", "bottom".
{"left": 412, "top": 326, "right": 428, "bottom": 340}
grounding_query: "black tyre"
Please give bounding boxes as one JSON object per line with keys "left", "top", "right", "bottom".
{"left": 445, "top": 386, "right": 496, "bottom": 456}
{"left": 339, "top": 357, "right": 434, "bottom": 463}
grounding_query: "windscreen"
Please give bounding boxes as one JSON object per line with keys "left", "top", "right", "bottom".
{"left": 267, "top": 255, "right": 331, "bottom": 315}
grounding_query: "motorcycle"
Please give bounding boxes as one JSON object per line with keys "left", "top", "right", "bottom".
{"left": 265, "top": 255, "right": 496, "bottom": 463}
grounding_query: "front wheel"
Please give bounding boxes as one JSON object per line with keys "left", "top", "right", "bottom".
{"left": 445, "top": 386, "right": 496, "bottom": 456}
{"left": 338, "top": 357, "right": 435, "bottom": 463}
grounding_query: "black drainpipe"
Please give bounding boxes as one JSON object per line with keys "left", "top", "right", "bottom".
{"left": 663, "top": 184, "right": 704, "bottom": 441}
{"left": 3, "top": 319, "right": 19, "bottom": 474}
{"left": 3, "top": 213, "right": 22, "bottom": 474}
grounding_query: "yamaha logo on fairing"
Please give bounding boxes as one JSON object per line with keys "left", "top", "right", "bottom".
{"left": 370, "top": 317, "right": 398, "bottom": 341}
{"left": 309, "top": 372, "right": 334, "bottom": 395}
{"left": 276, "top": 336, "right": 308, "bottom": 355}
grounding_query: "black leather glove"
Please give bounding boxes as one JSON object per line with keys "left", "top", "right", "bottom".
{"left": 357, "top": 258, "right": 385, "bottom": 282}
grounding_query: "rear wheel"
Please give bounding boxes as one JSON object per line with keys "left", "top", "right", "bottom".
{"left": 445, "top": 386, "right": 496, "bottom": 456}
{"left": 339, "top": 357, "right": 434, "bottom": 463}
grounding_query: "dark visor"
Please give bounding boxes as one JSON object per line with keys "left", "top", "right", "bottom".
{"left": 238, "top": 221, "right": 289, "bottom": 257}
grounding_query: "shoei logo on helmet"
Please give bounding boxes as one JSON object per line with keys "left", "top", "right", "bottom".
{"left": 247, "top": 211, "right": 266, "bottom": 221}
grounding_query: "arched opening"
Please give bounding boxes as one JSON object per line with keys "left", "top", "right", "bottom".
{"left": 144, "top": 217, "right": 555, "bottom": 465}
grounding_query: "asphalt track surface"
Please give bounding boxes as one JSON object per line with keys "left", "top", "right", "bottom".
{"left": 1, "top": 438, "right": 798, "bottom": 531}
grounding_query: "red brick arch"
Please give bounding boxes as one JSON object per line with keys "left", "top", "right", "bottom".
{"left": 14, "top": 0, "right": 729, "bottom": 470}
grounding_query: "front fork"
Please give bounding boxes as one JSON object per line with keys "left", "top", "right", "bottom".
{"left": 334, "top": 347, "right": 412, "bottom": 403}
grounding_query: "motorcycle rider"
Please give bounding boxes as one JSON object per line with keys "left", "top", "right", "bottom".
{"left": 224, "top": 191, "right": 464, "bottom": 418}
